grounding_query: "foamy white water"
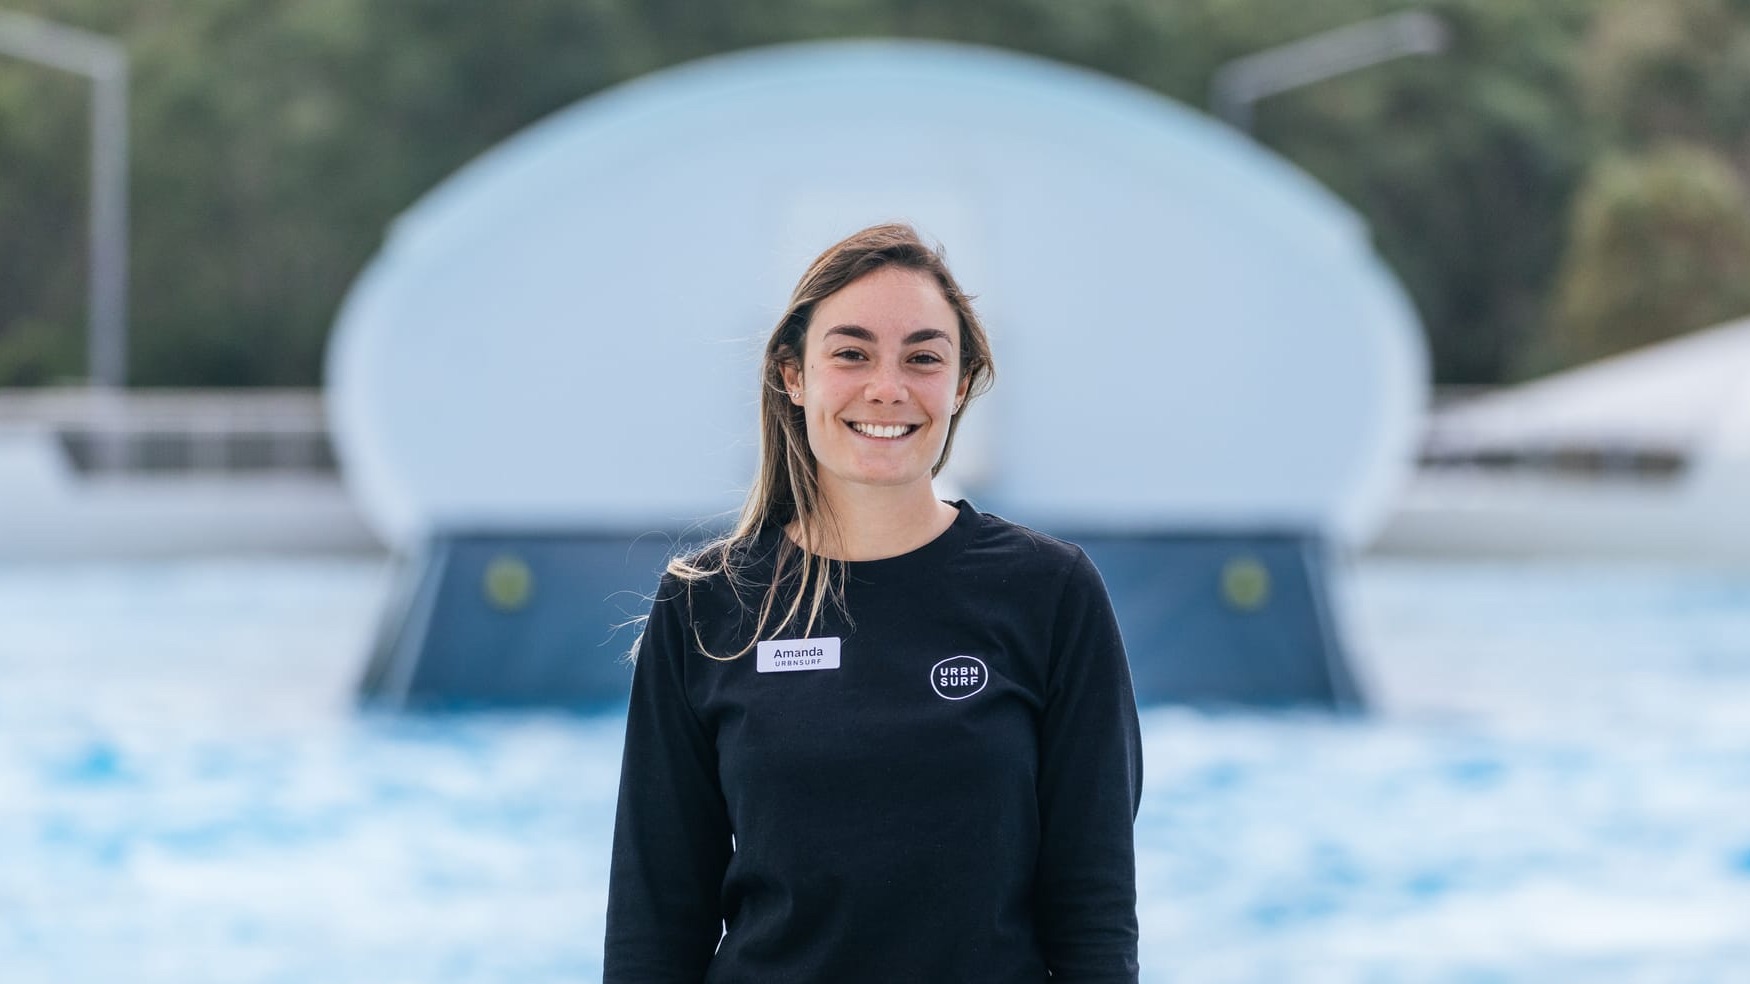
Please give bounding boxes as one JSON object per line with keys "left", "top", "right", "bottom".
{"left": 2, "top": 556, "right": 1748, "bottom": 983}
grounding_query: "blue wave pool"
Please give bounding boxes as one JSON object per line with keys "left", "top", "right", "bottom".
{"left": 3, "top": 557, "right": 1748, "bottom": 982}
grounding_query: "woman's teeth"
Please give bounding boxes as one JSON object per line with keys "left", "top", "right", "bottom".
{"left": 850, "top": 422, "right": 915, "bottom": 439}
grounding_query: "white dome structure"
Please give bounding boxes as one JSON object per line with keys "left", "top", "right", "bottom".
{"left": 325, "top": 39, "right": 1426, "bottom": 554}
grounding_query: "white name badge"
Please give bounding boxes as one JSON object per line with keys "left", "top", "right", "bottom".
{"left": 756, "top": 636, "right": 842, "bottom": 673}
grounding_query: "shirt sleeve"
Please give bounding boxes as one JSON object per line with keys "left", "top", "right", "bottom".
{"left": 604, "top": 575, "right": 733, "bottom": 983}
{"left": 1035, "top": 549, "right": 1144, "bottom": 983}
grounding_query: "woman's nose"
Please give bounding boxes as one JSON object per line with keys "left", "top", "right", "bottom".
{"left": 865, "top": 361, "right": 907, "bottom": 403}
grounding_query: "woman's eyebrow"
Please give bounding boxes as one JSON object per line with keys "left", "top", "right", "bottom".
{"left": 822, "top": 324, "right": 953, "bottom": 345}
{"left": 823, "top": 324, "right": 877, "bottom": 342}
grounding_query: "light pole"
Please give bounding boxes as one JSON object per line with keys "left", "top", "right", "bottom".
{"left": 0, "top": 10, "right": 129, "bottom": 390}
{"left": 1210, "top": 10, "right": 1448, "bottom": 134}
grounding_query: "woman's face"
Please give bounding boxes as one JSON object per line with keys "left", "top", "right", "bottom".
{"left": 782, "top": 266, "right": 970, "bottom": 504}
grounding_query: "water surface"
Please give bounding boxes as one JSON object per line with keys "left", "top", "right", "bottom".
{"left": 2, "top": 557, "right": 1748, "bottom": 983}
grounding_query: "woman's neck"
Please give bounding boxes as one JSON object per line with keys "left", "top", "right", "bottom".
{"left": 790, "top": 481, "right": 959, "bottom": 562}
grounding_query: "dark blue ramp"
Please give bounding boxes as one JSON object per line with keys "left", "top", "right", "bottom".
{"left": 359, "top": 529, "right": 1361, "bottom": 711}
{"left": 358, "top": 531, "right": 679, "bottom": 711}
{"left": 1071, "top": 532, "right": 1360, "bottom": 710}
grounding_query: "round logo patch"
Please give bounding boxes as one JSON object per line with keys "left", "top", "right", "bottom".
{"left": 931, "top": 655, "right": 988, "bottom": 701}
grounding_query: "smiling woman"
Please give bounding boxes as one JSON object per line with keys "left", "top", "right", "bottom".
{"left": 604, "top": 224, "right": 1144, "bottom": 983}
{"left": 679, "top": 224, "right": 997, "bottom": 649}
{"left": 784, "top": 267, "right": 969, "bottom": 540}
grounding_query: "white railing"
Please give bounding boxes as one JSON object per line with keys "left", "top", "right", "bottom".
{"left": 0, "top": 388, "right": 335, "bottom": 475}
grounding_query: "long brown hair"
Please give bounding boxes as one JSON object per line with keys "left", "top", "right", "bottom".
{"left": 666, "top": 222, "right": 995, "bottom": 659}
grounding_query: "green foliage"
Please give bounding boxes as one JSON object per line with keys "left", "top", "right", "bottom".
{"left": 0, "top": 313, "right": 81, "bottom": 386}
{"left": 1522, "top": 0, "right": 1750, "bottom": 376}
{"left": 0, "top": 44, "right": 87, "bottom": 387}
{"left": 1540, "top": 144, "right": 1750, "bottom": 371}
{"left": 2, "top": 0, "right": 1749, "bottom": 387}
{"left": 1578, "top": 0, "right": 1750, "bottom": 154}
{"left": 5, "top": 0, "right": 670, "bottom": 387}
{"left": 1248, "top": 0, "right": 1597, "bottom": 383}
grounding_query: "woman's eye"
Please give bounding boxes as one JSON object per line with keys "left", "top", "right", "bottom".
{"left": 833, "top": 349, "right": 867, "bottom": 361}
{"left": 910, "top": 352, "right": 944, "bottom": 365}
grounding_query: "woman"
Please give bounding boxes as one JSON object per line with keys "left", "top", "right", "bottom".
{"left": 605, "top": 223, "right": 1142, "bottom": 983}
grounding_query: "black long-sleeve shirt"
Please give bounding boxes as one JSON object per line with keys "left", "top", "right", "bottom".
{"left": 605, "top": 501, "right": 1143, "bottom": 983}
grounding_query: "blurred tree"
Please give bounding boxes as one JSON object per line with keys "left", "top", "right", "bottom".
{"left": 1512, "top": 0, "right": 1750, "bottom": 375}
{"left": 1538, "top": 144, "right": 1750, "bottom": 371}
{"left": 3, "top": 0, "right": 669, "bottom": 386}
{"left": 1578, "top": 0, "right": 1750, "bottom": 159}
{"left": 0, "top": 37, "right": 88, "bottom": 385}
{"left": 1, "top": 0, "right": 1742, "bottom": 388}
{"left": 1233, "top": 0, "right": 1597, "bottom": 384}
{"left": 122, "top": 0, "right": 668, "bottom": 385}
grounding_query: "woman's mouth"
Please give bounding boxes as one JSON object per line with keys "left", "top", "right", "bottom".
{"left": 847, "top": 421, "right": 920, "bottom": 440}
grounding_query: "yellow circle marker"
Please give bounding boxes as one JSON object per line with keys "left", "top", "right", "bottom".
{"left": 483, "top": 554, "right": 534, "bottom": 612}
{"left": 1221, "top": 556, "right": 1271, "bottom": 612}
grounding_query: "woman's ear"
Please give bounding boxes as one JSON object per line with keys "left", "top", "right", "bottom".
{"left": 781, "top": 362, "right": 804, "bottom": 404}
